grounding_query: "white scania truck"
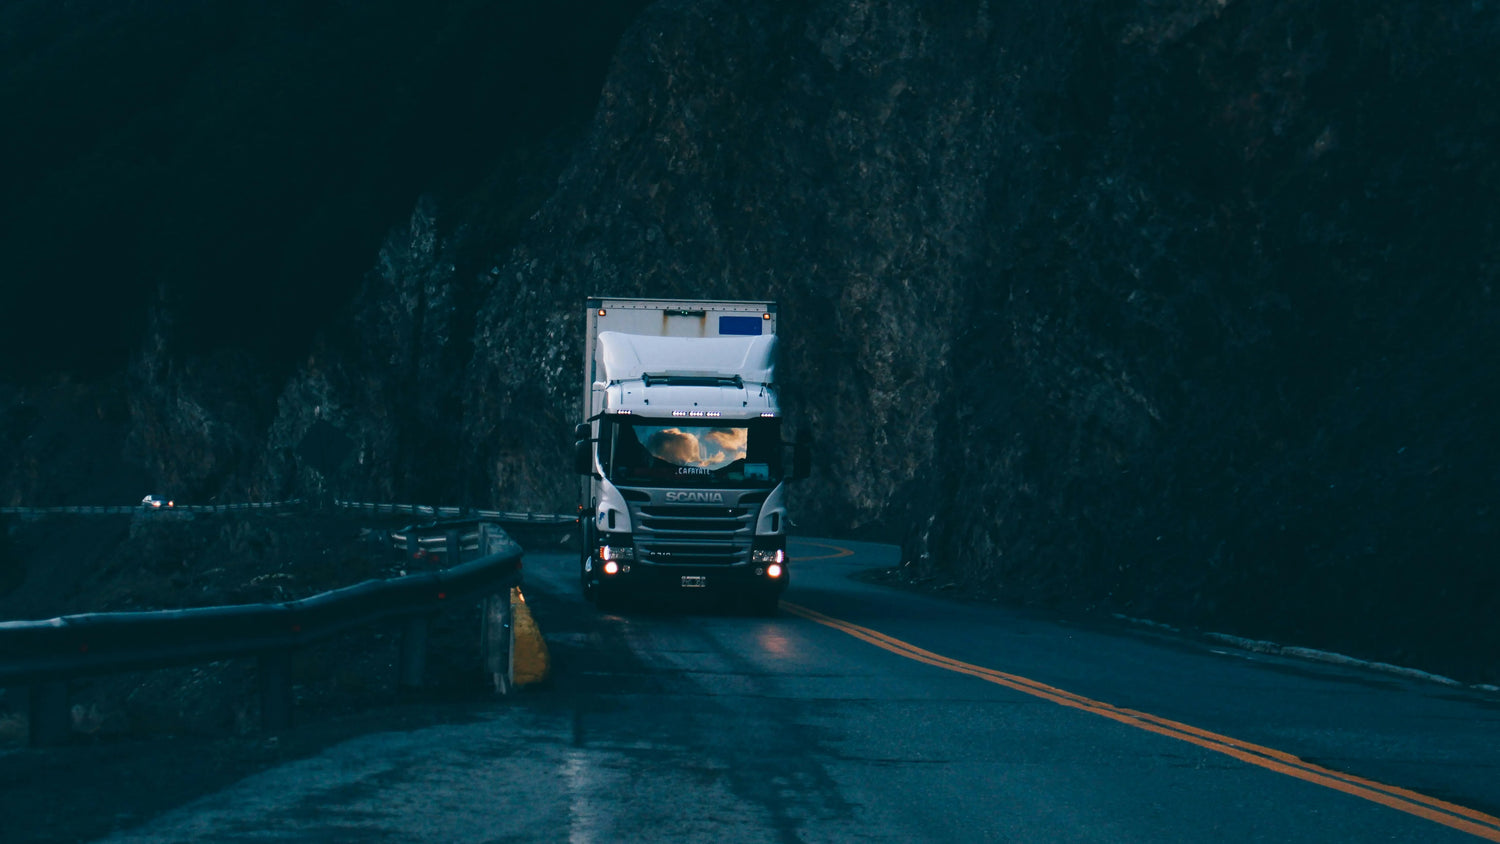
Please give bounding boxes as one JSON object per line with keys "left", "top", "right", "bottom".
{"left": 574, "top": 297, "right": 809, "bottom": 613}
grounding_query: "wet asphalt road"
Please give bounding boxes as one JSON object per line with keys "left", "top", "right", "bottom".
{"left": 99, "top": 538, "right": 1500, "bottom": 843}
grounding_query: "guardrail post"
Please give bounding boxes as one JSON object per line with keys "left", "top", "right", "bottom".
{"left": 259, "top": 650, "right": 293, "bottom": 731}
{"left": 28, "top": 681, "right": 70, "bottom": 747}
{"left": 482, "top": 592, "right": 514, "bottom": 695}
{"left": 398, "top": 615, "right": 430, "bottom": 689}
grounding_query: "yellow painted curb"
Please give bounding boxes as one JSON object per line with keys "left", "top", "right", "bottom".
{"left": 510, "top": 587, "right": 551, "bottom": 686}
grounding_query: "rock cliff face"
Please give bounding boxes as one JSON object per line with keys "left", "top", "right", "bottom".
{"left": 435, "top": 0, "right": 1498, "bottom": 678}
{"left": 5, "top": 1, "right": 1494, "bottom": 679}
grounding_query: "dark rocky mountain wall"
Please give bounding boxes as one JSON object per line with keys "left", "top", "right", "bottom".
{"left": 450, "top": 0, "right": 1494, "bottom": 678}
{"left": 3, "top": 1, "right": 1496, "bottom": 679}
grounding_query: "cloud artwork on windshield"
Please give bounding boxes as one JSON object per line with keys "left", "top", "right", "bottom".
{"left": 643, "top": 426, "right": 749, "bottom": 469}
{"left": 646, "top": 428, "right": 702, "bottom": 465}
{"left": 705, "top": 428, "right": 748, "bottom": 463}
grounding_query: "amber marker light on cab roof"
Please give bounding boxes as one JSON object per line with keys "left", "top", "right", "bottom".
{"left": 598, "top": 308, "right": 607, "bottom": 316}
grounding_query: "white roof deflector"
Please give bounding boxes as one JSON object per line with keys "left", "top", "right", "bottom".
{"left": 596, "top": 332, "right": 777, "bottom": 386}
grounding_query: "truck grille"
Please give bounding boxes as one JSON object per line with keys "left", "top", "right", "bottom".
{"left": 631, "top": 502, "right": 754, "bottom": 565}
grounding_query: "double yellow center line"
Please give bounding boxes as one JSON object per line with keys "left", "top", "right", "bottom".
{"left": 782, "top": 600, "right": 1500, "bottom": 842}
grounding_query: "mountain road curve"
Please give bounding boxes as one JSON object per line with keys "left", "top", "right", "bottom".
{"left": 95, "top": 538, "right": 1500, "bottom": 843}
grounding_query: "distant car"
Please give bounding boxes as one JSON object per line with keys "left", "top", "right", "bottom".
{"left": 141, "top": 495, "right": 174, "bottom": 509}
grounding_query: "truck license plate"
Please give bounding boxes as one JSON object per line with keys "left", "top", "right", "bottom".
{"left": 680, "top": 576, "right": 707, "bottom": 588}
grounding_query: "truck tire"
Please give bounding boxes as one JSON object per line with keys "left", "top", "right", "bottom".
{"left": 579, "top": 521, "right": 595, "bottom": 598}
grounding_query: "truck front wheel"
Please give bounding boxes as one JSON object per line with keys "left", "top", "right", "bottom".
{"left": 579, "top": 521, "right": 596, "bottom": 598}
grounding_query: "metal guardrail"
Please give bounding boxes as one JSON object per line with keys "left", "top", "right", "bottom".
{"left": 0, "top": 499, "right": 578, "bottom": 525}
{"left": 0, "top": 520, "right": 524, "bottom": 746}
{"left": 0, "top": 500, "right": 306, "bottom": 516}
{"left": 334, "top": 500, "right": 465, "bottom": 518}
{"left": 335, "top": 500, "right": 577, "bottom": 525}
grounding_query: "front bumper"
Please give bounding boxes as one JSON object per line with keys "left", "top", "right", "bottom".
{"left": 586, "top": 559, "right": 788, "bottom": 598}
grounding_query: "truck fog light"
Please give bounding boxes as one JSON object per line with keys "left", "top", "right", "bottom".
{"left": 604, "top": 561, "right": 620, "bottom": 575}
{"left": 767, "top": 563, "right": 783, "bottom": 579}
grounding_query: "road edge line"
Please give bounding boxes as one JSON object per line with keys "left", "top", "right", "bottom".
{"left": 783, "top": 600, "right": 1500, "bottom": 842}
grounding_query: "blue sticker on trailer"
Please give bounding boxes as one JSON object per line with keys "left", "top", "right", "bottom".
{"left": 719, "top": 316, "right": 763, "bottom": 336}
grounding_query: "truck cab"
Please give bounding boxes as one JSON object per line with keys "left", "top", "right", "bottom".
{"left": 574, "top": 298, "right": 808, "bottom": 613}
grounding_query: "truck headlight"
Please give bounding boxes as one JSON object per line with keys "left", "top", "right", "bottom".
{"left": 751, "top": 548, "right": 785, "bottom": 564}
{"left": 599, "top": 545, "right": 635, "bottom": 562}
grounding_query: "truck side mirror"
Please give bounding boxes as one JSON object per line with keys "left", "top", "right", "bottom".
{"left": 574, "top": 439, "right": 595, "bottom": 475}
{"left": 792, "top": 441, "right": 811, "bottom": 480}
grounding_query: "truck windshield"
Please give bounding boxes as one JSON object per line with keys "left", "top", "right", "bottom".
{"left": 605, "top": 418, "right": 782, "bottom": 487}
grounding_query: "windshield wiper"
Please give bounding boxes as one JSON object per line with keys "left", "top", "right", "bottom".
{"left": 641, "top": 372, "right": 744, "bottom": 389}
